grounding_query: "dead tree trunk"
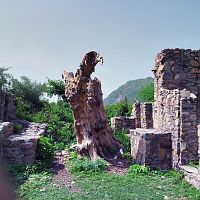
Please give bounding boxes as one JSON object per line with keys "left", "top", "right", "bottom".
{"left": 62, "top": 51, "right": 124, "bottom": 160}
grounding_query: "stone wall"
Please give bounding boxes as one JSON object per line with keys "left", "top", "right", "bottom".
{"left": 2, "top": 122, "right": 46, "bottom": 164}
{"left": 111, "top": 116, "right": 135, "bottom": 130}
{"left": 140, "top": 103, "right": 153, "bottom": 129}
{"left": 111, "top": 103, "right": 153, "bottom": 131}
{"left": 132, "top": 103, "right": 153, "bottom": 129}
{"left": 130, "top": 128, "right": 172, "bottom": 170}
{"left": 153, "top": 48, "right": 200, "bottom": 168}
{"left": 0, "top": 122, "right": 14, "bottom": 156}
{"left": 131, "top": 103, "right": 141, "bottom": 128}
{"left": 0, "top": 91, "right": 16, "bottom": 121}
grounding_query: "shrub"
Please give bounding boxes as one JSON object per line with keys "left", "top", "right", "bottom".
{"left": 105, "top": 102, "right": 132, "bottom": 121}
{"left": 70, "top": 158, "right": 108, "bottom": 174}
{"left": 13, "top": 123, "right": 23, "bottom": 133}
{"left": 36, "top": 136, "right": 56, "bottom": 167}
{"left": 128, "top": 164, "right": 151, "bottom": 175}
{"left": 113, "top": 129, "right": 131, "bottom": 153}
{"left": 33, "top": 101, "right": 75, "bottom": 149}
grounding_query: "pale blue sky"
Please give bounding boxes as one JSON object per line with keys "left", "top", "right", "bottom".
{"left": 0, "top": 0, "right": 200, "bottom": 97}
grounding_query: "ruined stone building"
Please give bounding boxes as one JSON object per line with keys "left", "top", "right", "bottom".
{"left": 112, "top": 49, "right": 200, "bottom": 177}
{"left": 0, "top": 91, "right": 46, "bottom": 164}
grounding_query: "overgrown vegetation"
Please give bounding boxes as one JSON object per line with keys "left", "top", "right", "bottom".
{"left": 9, "top": 161, "right": 200, "bottom": 200}
{"left": 0, "top": 67, "right": 74, "bottom": 166}
{"left": 2, "top": 67, "right": 200, "bottom": 199}
{"left": 113, "top": 129, "right": 131, "bottom": 159}
{"left": 70, "top": 157, "right": 108, "bottom": 174}
{"left": 11, "top": 76, "right": 47, "bottom": 120}
{"left": 105, "top": 101, "right": 132, "bottom": 121}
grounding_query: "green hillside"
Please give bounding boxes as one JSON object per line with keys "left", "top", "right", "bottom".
{"left": 104, "top": 77, "right": 153, "bottom": 105}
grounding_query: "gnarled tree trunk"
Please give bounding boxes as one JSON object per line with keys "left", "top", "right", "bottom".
{"left": 62, "top": 51, "right": 123, "bottom": 160}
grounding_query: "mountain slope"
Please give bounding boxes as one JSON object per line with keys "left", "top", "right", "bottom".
{"left": 104, "top": 77, "right": 153, "bottom": 105}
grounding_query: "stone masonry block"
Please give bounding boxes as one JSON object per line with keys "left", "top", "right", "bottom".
{"left": 131, "top": 128, "right": 172, "bottom": 170}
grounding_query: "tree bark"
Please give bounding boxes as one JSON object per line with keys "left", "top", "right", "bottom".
{"left": 63, "top": 51, "right": 123, "bottom": 160}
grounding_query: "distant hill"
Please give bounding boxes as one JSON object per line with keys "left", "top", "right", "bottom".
{"left": 104, "top": 77, "right": 153, "bottom": 105}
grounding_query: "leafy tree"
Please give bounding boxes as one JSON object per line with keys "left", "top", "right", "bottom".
{"left": 0, "top": 67, "right": 12, "bottom": 91}
{"left": 45, "top": 79, "right": 65, "bottom": 100}
{"left": 138, "top": 83, "right": 154, "bottom": 102}
{"left": 105, "top": 102, "right": 132, "bottom": 121}
{"left": 11, "top": 76, "right": 47, "bottom": 119}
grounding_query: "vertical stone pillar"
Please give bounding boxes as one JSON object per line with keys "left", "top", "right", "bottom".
{"left": 179, "top": 96, "right": 198, "bottom": 165}
{"left": 141, "top": 103, "right": 153, "bottom": 129}
{"left": 132, "top": 103, "right": 141, "bottom": 128}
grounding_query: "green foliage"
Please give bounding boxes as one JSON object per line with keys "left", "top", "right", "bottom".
{"left": 0, "top": 67, "right": 12, "bottom": 91}
{"left": 11, "top": 76, "right": 46, "bottom": 107}
{"left": 45, "top": 79, "right": 65, "bottom": 100}
{"left": 15, "top": 96, "right": 34, "bottom": 121}
{"left": 138, "top": 82, "right": 154, "bottom": 102}
{"left": 128, "top": 164, "right": 151, "bottom": 175}
{"left": 163, "top": 170, "right": 185, "bottom": 183}
{"left": 18, "top": 172, "right": 52, "bottom": 199}
{"left": 11, "top": 161, "right": 200, "bottom": 200}
{"left": 69, "top": 150, "right": 78, "bottom": 159}
{"left": 113, "top": 129, "right": 131, "bottom": 153}
{"left": 11, "top": 76, "right": 47, "bottom": 120}
{"left": 104, "top": 77, "right": 153, "bottom": 105}
{"left": 13, "top": 123, "right": 23, "bottom": 133}
{"left": 189, "top": 161, "right": 199, "bottom": 169}
{"left": 36, "top": 136, "right": 56, "bottom": 167}
{"left": 8, "top": 162, "right": 47, "bottom": 179}
{"left": 70, "top": 157, "right": 108, "bottom": 174}
{"left": 33, "top": 101, "right": 75, "bottom": 149}
{"left": 105, "top": 102, "right": 132, "bottom": 120}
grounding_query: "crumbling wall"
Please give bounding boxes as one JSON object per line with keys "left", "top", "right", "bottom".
{"left": 153, "top": 48, "right": 200, "bottom": 167}
{"left": 111, "top": 116, "right": 135, "bottom": 130}
{"left": 130, "top": 128, "right": 172, "bottom": 170}
{"left": 140, "top": 103, "right": 153, "bottom": 129}
{"left": 0, "top": 91, "right": 16, "bottom": 121}
{"left": 111, "top": 103, "right": 153, "bottom": 131}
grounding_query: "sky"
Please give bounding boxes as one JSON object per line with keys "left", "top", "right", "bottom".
{"left": 0, "top": 0, "right": 200, "bottom": 98}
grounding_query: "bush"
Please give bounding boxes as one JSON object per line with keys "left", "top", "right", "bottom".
{"left": 13, "top": 123, "right": 23, "bottom": 133}
{"left": 113, "top": 129, "right": 131, "bottom": 153}
{"left": 70, "top": 158, "right": 108, "bottom": 174}
{"left": 105, "top": 102, "right": 132, "bottom": 121}
{"left": 36, "top": 136, "right": 56, "bottom": 167}
{"left": 33, "top": 101, "right": 75, "bottom": 149}
{"left": 128, "top": 164, "right": 151, "bottom": 176}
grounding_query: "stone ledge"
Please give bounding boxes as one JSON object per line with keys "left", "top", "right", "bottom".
{"left": 180, "top": 165, "right": 200, "bottom": 189}
{"left": 131, "top": 128, "right": 172, "bottom": 170}
{"left": 2, "top": 122, "right": 47, "bottom": 164}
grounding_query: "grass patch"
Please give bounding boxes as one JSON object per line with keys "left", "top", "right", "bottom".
{"left": 69, "top": 157, "right": 108, "bottom": 174}
{"left": 9, "top": 161, "right": 200, "bottom": 200}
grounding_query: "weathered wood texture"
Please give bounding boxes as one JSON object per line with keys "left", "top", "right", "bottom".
{"left": 63, "top": 51, "right": 123, "bottom": 160}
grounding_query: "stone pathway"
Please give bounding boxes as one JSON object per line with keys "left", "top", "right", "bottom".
{"left": 51, "top": 150, "right": 81, "bottom": 193}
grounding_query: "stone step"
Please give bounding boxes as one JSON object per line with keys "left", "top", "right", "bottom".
{"left": 2, "top": 122, "right": 46, "bottom": 164}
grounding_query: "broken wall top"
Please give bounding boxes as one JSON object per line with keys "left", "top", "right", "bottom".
{"left": 153, "top": 48, "right": 200, "bottom": 94}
